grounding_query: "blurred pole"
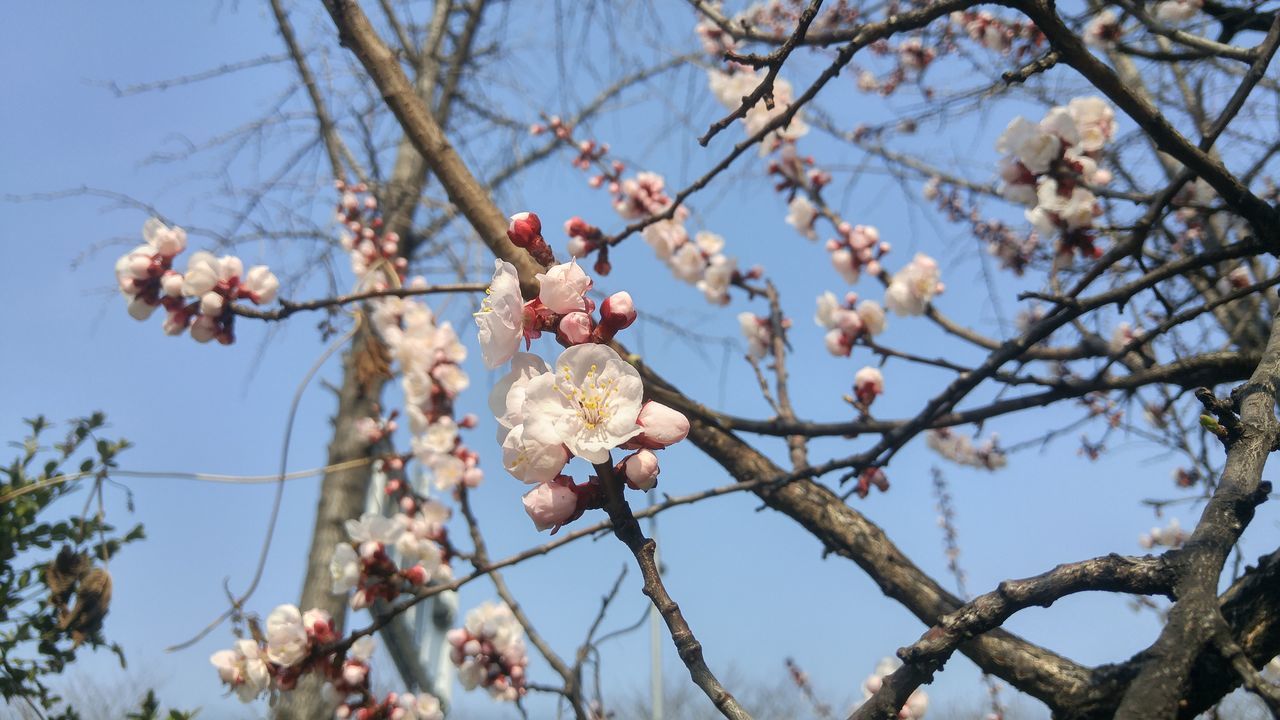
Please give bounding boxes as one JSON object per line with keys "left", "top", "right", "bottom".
{"left": 648, "top": 495, "right": 663, "bottom": 720}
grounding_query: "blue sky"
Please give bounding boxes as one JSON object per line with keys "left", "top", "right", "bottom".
{"left": 3, "top": 2, "right": 1276, "bottom": 719}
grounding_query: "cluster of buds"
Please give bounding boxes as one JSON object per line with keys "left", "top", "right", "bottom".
{"left": 884, "top": 253, "right": 944, "bottom": 317}
{"left": 336, "top": 181, "right": 406, "bottom": 285}
{"left": 329, "top": 511, "right": 451, "bottom": 609}
{"left": 115, "top": 218, "right": 279, "bottom": 344}
{"left": 477, "top": 251, "right": 690, "bottom": 532}
{"left": 1081, "top": 391, "right": 1124, "bottom": 428}
{"left": 767, "top": 140, "right": 830, "bottom": 196}
{"left": 542, "top": 118, "right": 750, "bottom": 304}
{"left": 924, "top": 177, "right": 1039, "bottom": 276}
{"left": 995, "top": 98, "right": 1117, "bottom": 259}
{"left": 211, "top": 606, "right": 341, "bottom": 699}
{"left": 528, "top": 114, "right": 573, "bottom": 141}
{"left": 858, "top": 657, "right": 929, "bottom": 718}
{"left": 448, "top": 602, "right": 529, "bottom": 702}
{"left": 896, "top": 37, "right": 938, "bottom": 72}
{"left": 854, "top": 37, "right": 936, "bottom": 97}
{"left": 474, "top": 245, "right": 640, "bottom": 369}
{"left": 211, "top": 607, "right": 446, "bottom": 719}
{"left": 925, "top": 429, "right": 1007, "bottom": 470}
{"left": 948, "top": 10, "right": 1044, "bottom": 55}
{"left": 815, "top": 290, "right": 887, "bottom": 357}
{"left": 366, "top": 281, "right": 480, "bottom": 494}
{"left": 827, "top": 222, "right": 890, "bottom": 284}
{"left": 1139, "top": 517, "right": 1188, "bottom": 549}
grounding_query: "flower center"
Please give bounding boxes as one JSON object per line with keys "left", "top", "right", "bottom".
{"left": 559, "top": 363, "right": 619, "bottom": 430}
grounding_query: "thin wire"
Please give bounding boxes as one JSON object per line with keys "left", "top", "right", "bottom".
{"left": 0, "top": 458, "right": 377, "bottom": 504}
{"left": 165, "top": 319, "right": 360, "bottom": 652}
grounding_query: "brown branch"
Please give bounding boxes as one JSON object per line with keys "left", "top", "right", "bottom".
{"left": 849, "top": 554, "right": 1174, "bottom": 720}
{"left": 593, "top": 461, "right": 752, "bottom": 720}
{"left": 269, "top": 0, "right": 361, "bottom": 183}
{"left": 1013, "top": 0, "right": 1277, "bottom": 237}
{"left": 698, "top": 0, "right": 825, "bottom": 146}
{"left": 1112, "top": 308, "right": 1280, "bottom": 716}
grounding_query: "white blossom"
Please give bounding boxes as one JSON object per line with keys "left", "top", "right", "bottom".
{"left": 474, "top": 259, "right": 525, "bottom": 369}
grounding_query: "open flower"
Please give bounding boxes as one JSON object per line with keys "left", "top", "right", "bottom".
{"left": 265, "top": 604, "right": 310, "bottom": 667}
{"left": 536, "top": 260, "right": 592, "bottom": 314}
{"left": 330, "top": 542, "right": 360, "bottom": 594}
{"left": 523, "top": 344, "right": 644, "bottom": 463}
{"left": 475, "top": 260, "right": 525, "bottom": 368}
{"left": 501, "top": 418, "right": 571, "bottom": 484}
{"left": 210, "top": 639, "right": 270, "bottom": 702}
{"left": 490, "top": 353, "right": 552, "bottom": 441}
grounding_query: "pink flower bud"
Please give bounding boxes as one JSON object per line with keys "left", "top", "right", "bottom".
{"left": 507, "top": 212, "right": 542, "bottom": 248}
{"left": 161, "top": 271, "right": 185, "bottom": 297}
{"left": 624, "top": 401, "right": 690, "bottom": 450}
{"left": 854, "top": 366, "right": 884, "bottom": 406}
{"left": 556, "top": 311, "right": 594, "bottom": 345}
{"left": 600, "top": 292, "right": 637, "bottom": 332}
{"left": 343, "top": 662, "right": 368, "bottom": 687}
{"left": 200, "top": 292, "right": 225, "bottom": 318}
{"left": 402, "top": 565, "right": 428, "bottom": 586}
{"left": 622, "top": 450, "right": 660, "bottom": 491}
{"left": 522, "top": 480, "right": 578, "bottom": 532}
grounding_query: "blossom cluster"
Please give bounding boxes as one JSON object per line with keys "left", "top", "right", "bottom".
{"left": 1139, "top": 517, "right": 1188, "bottom": 549}
{"left": 925, "top": 429, "right": 1008, "bottom": 470}
{"left": 476, "top": 241, "right": 690, "bottom": 532}
{"left": 884, "top": 253, "right": 944, "bottom": 317}
{"left": 923, "top": 177, "right": 1040, "bottom": 275}
{"left": 815, "top": 291, "right": 887, "bottom": 356}
{"left": 336, "top": 181, "right": 406, "bottom": 285}
{"left": 948, "top": 10, "right": 1043, "bottom": 55}
{"left": 858, "top": 657, "right": 929, "bottom": 719}
{"left": 995, "top": 98, "right": 1117, "bottom": 258}
{"left": 329, "top": 508, "right": 452, "bottom": 609}
{"left": 369, "top": 293, "right": 481, "bottom": 494}
{"left": 211, "top": 605, "right": 445, "bottom": 718}
{"left": 447, "top": 601, "right": 529, "bottom": 702}
{"left": 827, "top": 222, "right": 891, "bottom": 285}
{"left": 115, "top": 218, "right": 279, "bottom": 343}
{"left": 739, "top": 312, "right": 785, "bottom": 360}
{"left": 534, "top": 119, "right": 751, "bottom": 305}
{"left": 333, "top": 181, "right": 483, "bottom": 496}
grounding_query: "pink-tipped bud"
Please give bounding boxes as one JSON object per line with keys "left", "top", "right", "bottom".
{"left": 624, "top": 401, "right": 690, "bottom": 450}
{"left": 556, "top": 311, "right": 594, "bottom": 346}
{"left": 621, "top": 450, "right": 660, "bottom": 491}
{"left": 600, "top": 292, "right": 637, "bottom": 331}
{"left": 522, "top": 480, "right": 578, "bottom": 533}
{"left": 402, "top": 565, "right": 428, "bottom": 586}
{"left": 507, "top": 212, "right": 542, "bottom": 248}
{"left": 853, "top": 366, "right": 884, "bottom": 407}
